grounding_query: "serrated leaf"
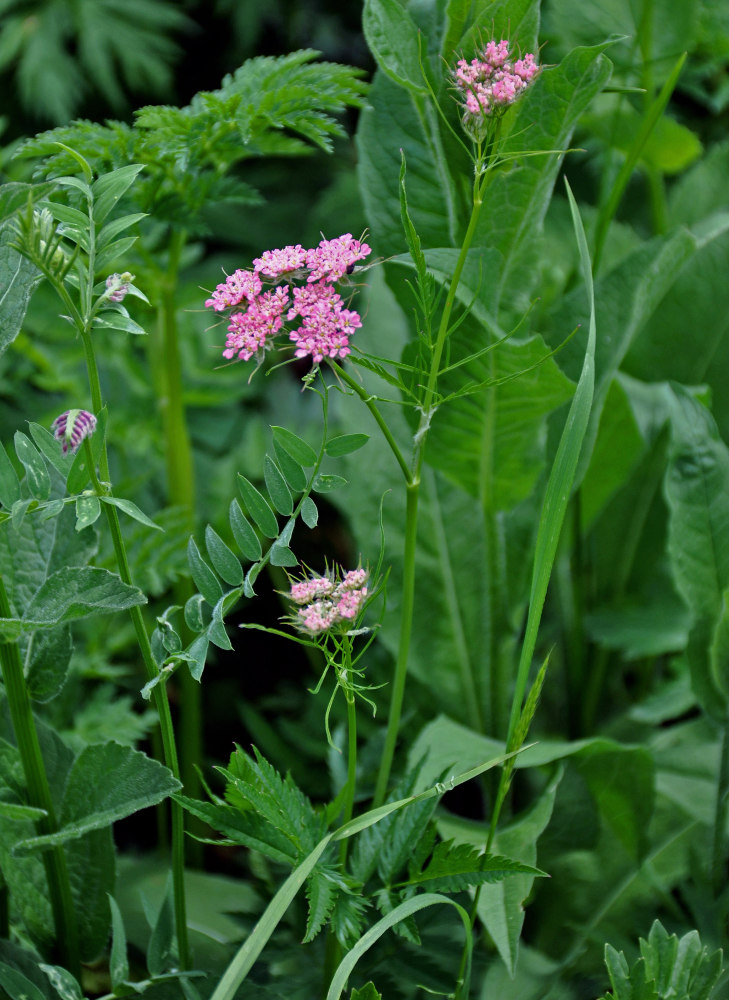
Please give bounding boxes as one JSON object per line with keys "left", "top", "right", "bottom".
{"left": 303, "top": 868, "right": 340, "bottom": 942}
{"left": 0, "top": 566, "right": 146, "bottom": 639}
{"left": 264, "top": 455, "right": 293, "bottom": 515}
{"left": 412, "top": 843, "right": 543, "bottom": 892}
{"left": 271, "top": 426, "right": 318, "bottom": 466}
{"left": 14, "top": 742, "right": 180, "bottom": 853}
{"left": 205, "top": 525, "right": 243, "bottom": 586}
{"left": 187, "top": 536, "right": 223, "bottom": 606}
{"left": 301, "top": 496, "right": 318, "bottom": 528}
{"left": 273, "top": 441, "right": 307, "bottom": 491}
{"left": 14, "top": 431, "right": 51, "bottom": 501}
{"left": 325, "top": 433, "right": 370, "bottom": 457}
{"left": 229, "top": 499, "right": 262, "bottom": 562}
{"left": 237, "top": 475, "right": 279, "bottom": 538}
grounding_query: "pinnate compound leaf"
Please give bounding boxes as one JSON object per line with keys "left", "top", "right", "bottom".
{"left": 14, "top": 743, "right": 180, "bottom": 854}
{"left": 187, "top": 537, "right": 224, "bottom": 606}
{"left": 350, "top": 984, "right": 382, "bottom": 1000}
{"left": 411, "top": 842, "right": 543, "bottom": 893}
{"left": 271, "top": 426, "right": 318, "bottom": 466}
{"left": 238, "top": 475, "right": 279, "bottom": 538}
{"left": 229, "top": 499, "right": 262, "bottom": 562}
{"left": 0, "top": 567, "right": 146, "bottom": 639}
{"left": 205, "top": 525, "right": 244, "bottom": 586}
{"left": 303, "top": 867, "right": 340, "bottom": 942}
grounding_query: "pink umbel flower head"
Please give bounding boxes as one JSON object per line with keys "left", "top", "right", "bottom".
{"left": 205, "top": 234, "right": 371, "bottom": 366}
{"left": 453, "top": 38, "right": 539, "bottom": 140}
{"left": 287, "top": 565, "right": 370, "bottom": 636}
{"left": 51, "top": 409, "right": 97, "bottom": 454}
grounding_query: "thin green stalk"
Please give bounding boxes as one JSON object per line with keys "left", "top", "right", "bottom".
{"left": 712, "top": 719, "right": 729, "bottom": 896}
{"left": 157, "top": 229, "right": 203, "bottom": 862}
{"left": 0, "top": 576, "right": 80, "bottom": 980}
{"left": 82, "top": 439, "right": 190, "bottom": 968}
{"left": 339, "top": 642, "right": 358, "bottom": 867}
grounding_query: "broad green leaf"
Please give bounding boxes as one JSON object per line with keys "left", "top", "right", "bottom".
{"left": 101, "top": 496, "right": 161, "bottom": 530}
{"left": 14, "top": 432, "right": 51, "bottom": 501}
{"left": 0, "top": 226, "right": 42, "bottom": 355}
{"left": 0, "top": 566, "right": 145, "bottom": 639}
{"left": 205, "top": 525, "right": 243, "bottom": 586}
{"left": 14, "top": 743, "right": 180, "bottom": 853}
{"left": 229, "top": 499, "right": 262, "bottom": 562}
{"left": 269, "top": 542, "right": 298, "bottom": 568}
{"left": 0, "top": 965, "right": 46, "bottom": 1000}
{"left": 40, "top": 963, "right": 84, "bottom": 999}
{"left": 0, "top": 441, "right": 20, "bottom": 508}
{"left": 28, "top": 421, "right": 74, "bottom": 477}
{"left": 25, "top": 624, "right": 72, "bottom": 702}
{"left": 272, "top": 441, "right": 307, "bottom": 491}
{"left": 237, "top": 475, "right": 279, "bottom": 538}
{"left": 263, "top": 456, "right": 293, "bottom": 516}
{"left": 187, "top": 537, "right": 224, "bottom": 606}
{"left": 312, "top": 474, "right": 347, "bottom": 493}
{"left": 300, "top": 496, "right": 318, "bottom": 528}
{"left": 271, "top": 426, "right": 318, "bottom": 467}
{"left": 325, "top": 433, "right": 370, "bottom": 457}
{"left": 363, "top": 0, "right": 430, "bottom": 95}
{"left": 93, "top": 311, "right": 147, "bottom": 335}
{"left": 75, "top": 493, "right": 101, "bottom": 531}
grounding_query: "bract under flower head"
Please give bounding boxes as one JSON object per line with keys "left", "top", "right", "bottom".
{"left": 453, "top": 38, "right": 538, "bottom": 139}
{"left": 51, "top": 409, "right": 97, "bottom": 454}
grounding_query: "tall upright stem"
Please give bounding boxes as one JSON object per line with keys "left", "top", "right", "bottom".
{"left": 0, "top": 577, "right": 81, "bottom": 980}
{"left": 712, "top": 719, "right": 729, "bottom": 896}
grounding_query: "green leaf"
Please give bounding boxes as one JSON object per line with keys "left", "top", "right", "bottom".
{"left": 313, "top": 474, "right": 347, "bottom": 493}
{"left": 363, "top": 0, "right": 429, "bottom": 95}
{"left": 147, "top": 876, "right": 174, "bottom": 977}
{"left": 0, "top": 440, "right": 21, "bottom": 508}
{"left": 95, "top": 236, "right": 139, "bottom": 273}
{"left": 264, "top": 456, "right": 293, "bottom": 516}
{"left": 92, "top": 164, "right": 145, "bottom": 224}
{"left": 411, "top": 842, "right": 543, "bottom": 892}
{"left": 229, "top": 499, "right": 262, "bottom": 562}
{"left": 97, "top": 212, "right": 147, "bottom": 249}
{"left": 28, "top": 421, "right": 73, "bottom": 477}
{"left": 271, "top": 426, "right": 318, "bottom": 466}
{"left": 325, "top": 433, "right": 370, "bottom": 457}
{"left": 301, "top": 496, "right": 318, "bottom": 528}
{"left": 205, "top": 525, "right": 244, "bottom": 587}
{"left": 39, "top": 964, "right": 84, "bottom": 1000}
{"left": 187, "top": 537, "right": 224, "bottom": 607}
{"left": 350, "top": 984, "right": 382, "bottom": 1000}
{"left": 270, "top": 443, "right": 306, "bottom": 495}
{"left": 93, "top": 311, "right": 147, "bottom": 335}
{"left": 101, "top": 496, "right": 161, "bottom": 530}
{"left": 237, "top": 475, "right": 279, "bottom": 538}
{"left": 0, "top": 226, "right": 42, "bottom": 355}
{"left": 0, "top": 965, "right": 46, "bottom": 1000}
{"left": 0, "top": 567, "right": 146, "bottom": 639}
{"left": 108, "top": 895, "right": 130, "bottom": 988}
{"left": 14, "top": 742, "right": 180, "bottom": 854}
{"left": 14, "top": 432, "right": 51, "bottom": 501}
{"left": 75, "top": 493, "right": 101, "bottom": 531}
{"left": 269, "top": 542, "right": 298, "bottom": 567}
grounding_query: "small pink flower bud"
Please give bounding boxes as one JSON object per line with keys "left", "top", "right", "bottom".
{"left": 106, "top": 272, "right": 133, "bottom": 303}
{"left": 51, "top": 409, "right": 97, "bottom": 454}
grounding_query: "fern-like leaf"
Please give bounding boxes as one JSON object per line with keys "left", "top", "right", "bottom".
{"left": 407, "top": 842, "right": 544, "bottom": 893}
{"left": 303, "top": 866, "right": 341, "bottom": 943}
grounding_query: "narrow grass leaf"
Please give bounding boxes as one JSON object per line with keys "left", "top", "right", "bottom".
{"left": 238, "top": 475, "right": 279, "bottom": 538}
{"left": 506, "top": 181, "right": 596, "bottom": 745}
{"left": 229, "top": 499, "right": 262, "bottom": 562}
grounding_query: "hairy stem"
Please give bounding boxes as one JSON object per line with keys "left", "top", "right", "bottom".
{"left": 0, "top": 576, "right": 81, "bottom": 980}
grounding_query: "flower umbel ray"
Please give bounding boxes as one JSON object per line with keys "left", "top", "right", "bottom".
{"left": 287, "top": 566, "right": 370, "bottom": 636}
{"left": 204, "top": 234, "right": 371, "bottom": 366}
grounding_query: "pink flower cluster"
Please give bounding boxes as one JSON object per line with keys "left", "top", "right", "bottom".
{"left": 454, "top": 39, "right": 538, "bottom": 132}
{"left": 51, "top": 409, "right": 97, "bottom": 454}
{"left": 289, "top": 567, "right": 369, "bottom": 636}
{"left": 205, "top": 234, "right": 371, "bottom": 365}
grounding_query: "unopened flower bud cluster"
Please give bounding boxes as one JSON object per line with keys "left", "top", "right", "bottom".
{"left": 51, "top": 409, "right": 97, "bottom": 454}
{"left": 289, "top": 567, "right": 369, "bottom": 636}
{"left": 204, "top": 234, "right": 371, "bottom": 365}
{"left": 454, "top": 39, "right": 538, "bottom": 139}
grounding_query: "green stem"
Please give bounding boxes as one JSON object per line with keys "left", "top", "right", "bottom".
{"left": 81, "top": 419, "right": 190, "bottom": 969}
{"left": 339, "top": 651, "right": 358, "bottom": 867}
{"left": 0, "top": 576, "right": 81, "bottom": 980}
{"left": 712, "top": 719, "right": 729, "bottom": 896}
{"left": 157, "top": 229, "right": 203, "bottom": 862}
